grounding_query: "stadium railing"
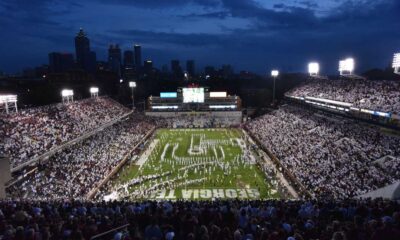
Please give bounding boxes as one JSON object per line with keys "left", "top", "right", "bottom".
{"left": 90, "top": 224, "right": 130, "bottom": 240}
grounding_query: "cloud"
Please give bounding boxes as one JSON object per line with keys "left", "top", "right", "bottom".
{"left": 180, "top": 11, "right": 231, "bottom": 19}
{"left": 95, "top": 0, "right": 219, "bottom": 8}
{"left": 0, "top": 0, "right": 399, "bottom": 74}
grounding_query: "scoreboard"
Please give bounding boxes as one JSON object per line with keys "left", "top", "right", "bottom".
{"left": 148, "top": 86, "right": 241, "bottom": 112}
{"left": 182, "top": 88, "right": 205, "bottom": 103}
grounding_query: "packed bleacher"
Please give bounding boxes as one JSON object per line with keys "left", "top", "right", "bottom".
{"left": 246, "top": 105, "right": 400, "bottom": 199}
{"left": 285, "top": 79, "right": 400, "bottom": 114}
{"left": 2, "top": 90, "right": 400, "bottom": 239}
{"left": 6, "top": 114, "right": 155, "bottom": 200}
{"left": 0, "top": 97, "right": 130, "bottom": 168}
{"left": 1, "top": 199, "right": 399, "bottom": 240}
{"left": 161, "top": 116, "right": 237, "bottom": 128}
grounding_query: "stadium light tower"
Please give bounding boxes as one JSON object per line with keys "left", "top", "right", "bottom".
{"left": 90, "top": 87, "right": 99, "bottom": 98}
{"left": 129, "top": 81, "right": 136, "bottom": 110}
{"left": 308, "top": 62, "right": 320, "bottom": 77}
{"left": 61, "top": 89, "right": 74, "bottom": 104}
{"left": 339, "top": 58, "right": 355, "bottom": 76}
{"left": 0, "top": 94, "right": 18, "bottom": 114}
{"left": 393, "top": 53, "right": 400, "bottom": 75}
{"left": 271, "top": 70, "right": 279, "bottom": 103}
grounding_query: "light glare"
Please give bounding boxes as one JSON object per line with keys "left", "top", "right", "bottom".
{"left": 61, "top": 89, "right": 73, "bottom": 97}
{"left": 308, "top": 62, "right": 319, "bottom": 75}
{"left": 393, "top": 53, "right": 400, "bottom": 68}
{"left": 339, "top": 58, "right": 355, "bottom": 74}
{"left": 0, "top": 95, "right": 17, "bottom": 104}
{"left": 271, "top": 70, "right": 279, "bottom": 77}
{"left": 90, "top": 87, "right": 99, "bottom": 93}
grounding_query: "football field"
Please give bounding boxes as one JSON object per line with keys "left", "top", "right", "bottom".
{"left": 106, "top": 128, "right": 280, "bottom": 200}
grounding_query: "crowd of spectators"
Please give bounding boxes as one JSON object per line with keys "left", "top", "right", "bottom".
{"left": 285, "top": 79, "right": 400, "bottom": 114}
{"left": 247, "top": 105, "right": 400, "bottom": 199}
{"left": 0, "top": 97, "right": 130, "bottom": 168}
{"left": 152, "top": 116, "right": 238, "bottom": 128}
{"left": 0, "top": 199, "right": 399, "bottom": 240}
{"left": 7, "top": 115, "right": 155, "bottom": 200}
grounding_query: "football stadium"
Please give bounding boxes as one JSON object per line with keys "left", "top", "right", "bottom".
{"left": 1, "top": 1, "right": 400, "bottom": 238}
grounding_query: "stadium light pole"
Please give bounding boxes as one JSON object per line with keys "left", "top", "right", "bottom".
{"left": 308, "top": 62, "right": 319, "bottom": 77}
{"left": 129, "top": 81, "right": 136, "bottom": 110}
{"left": 271, "top": 70, "right": 279, "bottom": 103}
{"left": 339, "top": 58, "right": 355, "bottom": 76}
{"left": 393, "top": 53, "right": 400, "bottom": 75}
{"left": 89, "top": 87, "right": 99, "bottom": 98}
{"left": 0, "top": 94, "right": 18, "bottom": 114}
{"left": 61, "top": 89, "right": 74, "bottom": 104}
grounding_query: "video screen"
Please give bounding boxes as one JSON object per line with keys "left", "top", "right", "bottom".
{"left": 160, "top": 92, "right": 177, "bottom": 98}
{"left": 182, "top": 88, "right": 204, "bottom": 103}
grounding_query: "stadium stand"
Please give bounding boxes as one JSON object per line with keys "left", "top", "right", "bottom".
{"left": 286, "top": 79, "right": 400, "bottom": 114}
{"left": 1, "top": 85, "right": 400, "bottom": 240}
{"left": 0, "top": 199, "right": 399, "bottom": 240}
{"left": 0, "top": 97, "right": 130, "bottom": 168}
{"left": 246, "top": 104, "right": 400, "bottom": 199}
{"left": 7, "top": 115, "right": 156, "bottom": 200}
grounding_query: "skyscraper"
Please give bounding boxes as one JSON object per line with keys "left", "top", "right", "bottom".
{"left": 124, "top": 50, "right": 134, "bottom": 67}
{"left": 134, "top": 44, "right": 142, "bottom": 69}
{"left": 186, "top": 60, "right": 195, "bottom": 77}
{"left": 144, "top": 60, "right": 153, "bottom": 75}
{"left": 221, "top": 64, "right": 233, "bottom": 78}
{"left": 204, "top": 66, "right": 216, "bottom": 77}
{"left": 171, "top": 60, "right": 182, "bottom": 78}
{"left": 86, "top": 51, "right": 97, "bottom": 73}
{"left": 48, "top": 52, "right": 74, "bottom": 73}
{"left": 108, "top": 44, "right": 122, "bottom": 76}
{"left": 74, "top": 28, "right": 95, "bottom": 72}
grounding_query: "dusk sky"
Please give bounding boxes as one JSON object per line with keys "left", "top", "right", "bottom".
{"left": 0, "top": 0, "right": 399, "bottom": 74}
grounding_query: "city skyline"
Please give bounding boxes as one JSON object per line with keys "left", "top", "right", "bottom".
{"left": 0, "top": 0, "right": 399, "bottom": 74}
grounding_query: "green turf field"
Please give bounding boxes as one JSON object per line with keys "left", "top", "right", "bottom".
{"left": 107, "top": 128, "right": 280, "bottom": 200}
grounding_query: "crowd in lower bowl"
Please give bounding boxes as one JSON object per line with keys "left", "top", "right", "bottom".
{"left": 1, "top": 199, "right": 399, "bottom": 240}
{"left": 246, "top": 105, "right": 400, "bottom": 199}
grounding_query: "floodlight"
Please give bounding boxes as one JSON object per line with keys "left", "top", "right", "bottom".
{"left": 0, "top": 95, "right": 17, "bottom": 104}
{"left": 61, "top": 89, "right": 74, "bottom": 103}
{"left": 393, "top": 53, "right": 400, "bottom": 74}
{"left": 393, "top": 53, "right": 400, "bottom": 68}
{"left": 339, "top": 58, "right": 354, "bottom": 75}
{"left": 120, "top": 79, "right": 123, "bottom": 83}
{"left": 0, "top": 94, "right": 18, "bottom": 114}
{"left": 89, "top": 87, "right": 99, "bottom": 94}
{"left": 308, "top": 62, "right": 319, "bottom": 76}
{"left": 271, "top": 70, "right": 279, "bottom": 77}
{"left": 129, "top": 81, "right": 136, "bottom": 88}
{"left": 61, "top": 89, "right": 73, "bottom": 97}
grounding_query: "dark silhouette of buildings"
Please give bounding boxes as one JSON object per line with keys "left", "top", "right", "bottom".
{"left": 171, "top": 60, "right": 183, "bottom": 79}
{"left": 74, "top": 28, "right": 96, "bottom": 73}
{"left": 48, "top": 52, "right": 74, "bottom": 73}
{"left": 221, "top": 64, "right": 234, "bottom": 78}
{"left": 186, "top": 60, "right": 195, "bottom": 77}
{"left": 204, "top": 66, "right": 216, "bottom": 77}
{"left": 108, "top": 44, "right": 122, "bottom": 77}
{"left": 134, "top": 44, "right": 142, "bottom": 69}
{"left": 124, "top": 50, "right": 134, "bottom": 67}
{"left": 144, "top": 60, "right": 153, "bottom": 75}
